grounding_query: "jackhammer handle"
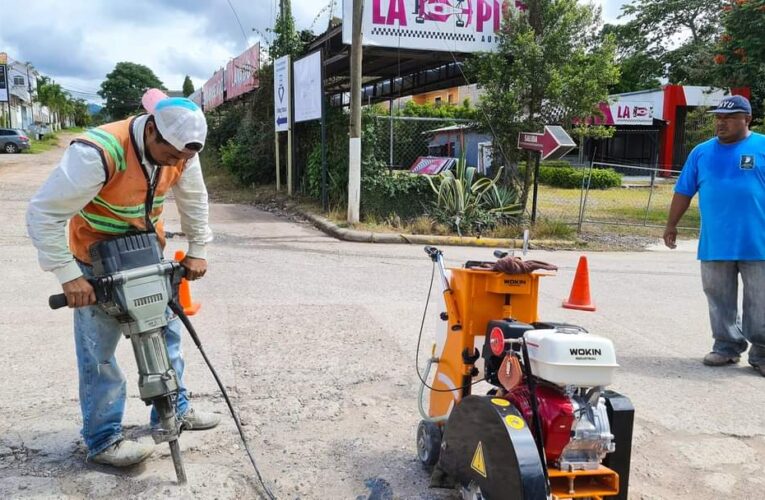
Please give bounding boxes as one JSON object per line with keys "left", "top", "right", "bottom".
{"left": 49, "top": 294, "right": 69, "bottom": 310}
{"left": 48, "top": 277, "right": 100, "bottom": 310}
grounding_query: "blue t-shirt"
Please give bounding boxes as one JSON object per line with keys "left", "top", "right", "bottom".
{"left": 675, "top": 132, "right": 765, "bottom": 260}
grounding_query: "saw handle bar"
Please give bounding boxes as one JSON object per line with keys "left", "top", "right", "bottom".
{"left": 48, "top": 261, "right": 186, "bottom": 310}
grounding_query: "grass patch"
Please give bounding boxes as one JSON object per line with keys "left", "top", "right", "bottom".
{"left": 531, "top": 219, "right": 576, "bottom": 240}
{"left": 537, "top": 184, "right": 700, "bottom": 230}
{"left": 26, "top": 133, "right": 61, "bottom": 154}
{"left": 24, "top": 128, "right": 83, "bottom": 154}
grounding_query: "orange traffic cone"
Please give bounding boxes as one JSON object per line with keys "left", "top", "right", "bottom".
{"left": 563, "top": 256, "right": 596, "bottom": 312}
{"left": 174, "top": 250, "right": 201, "bottom": 316}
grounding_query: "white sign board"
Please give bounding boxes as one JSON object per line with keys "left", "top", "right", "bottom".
{"left": 600, "top": 101, "right": 654, "bottom": 126}
{"left": 343, "top": 0, "right": 517, "bottom": 53}
{"left": 274, "top": 55, "right": 291, "bottom": 132}
{"left": 0, "top": 65, "right": 8, "bottom": 102}
{"left": 293, "top": 51, "right": 323, "bottom": 123}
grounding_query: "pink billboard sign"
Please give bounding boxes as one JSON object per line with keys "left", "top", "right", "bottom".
{"left": 409, "top": 156, "right": 455, "bottom": 175}
{"left": 225, "top": 43, "right": 260, "bottom": 100}
{"left": 203, "top": 69, "right": 225, "bottom": 111}
{"left": 579, "top": 102, "right": 654, "bottom": 126}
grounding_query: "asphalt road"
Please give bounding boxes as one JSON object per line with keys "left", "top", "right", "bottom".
{"left": 1, "top": 138, "right": 763, "bottom": 499}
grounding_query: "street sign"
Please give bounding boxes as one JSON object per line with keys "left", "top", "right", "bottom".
{"left": 274, "top": 55, "right": 291, "bottom": 132}
{"left": 518, "top": 125, "right": 576, "bottom": 160}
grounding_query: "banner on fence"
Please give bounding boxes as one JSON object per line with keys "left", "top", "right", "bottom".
{"left": 293, "top": 51, "right": 323, "bottom": 123}
{"left": 409, "top": 156, "right": 456, "bottom": 175}
{"left": 343, "top": 0, "right": 524, "bottom": 53}
{"left": 203, "top": 69, "right": 225, "bottom": 110}
{"left": 225, "top": 43, "right": 260, "bottom": 101}
{"left": 274, "top": 55, "right": 291, "bottom": 132}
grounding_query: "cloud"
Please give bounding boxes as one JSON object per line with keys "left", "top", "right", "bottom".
{"left": 0, "top": 0, "right": 331, "bottom": 101}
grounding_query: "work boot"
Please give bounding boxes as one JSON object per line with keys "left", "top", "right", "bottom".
{"left": 91, "top": 439, "right": 154, "bottom": 467}
{"left": 179, "top": 407, "right": 221, "bottom": 431}
{"left": 702, "top": 352, "right": 740, "bottom": 366}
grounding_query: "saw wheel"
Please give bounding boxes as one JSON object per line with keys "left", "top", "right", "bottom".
{"left": 435, "top": 395, "right": 548, "bottom": 500}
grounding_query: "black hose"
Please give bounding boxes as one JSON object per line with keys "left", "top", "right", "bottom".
{"left": 169, "top": 301, "right": 276, "bottom": 500}
{"left": 521, "top": 340, "right": 550, "bottom": 496}
{"left": 415, "top": 261, "right": 485, "bottom": 393}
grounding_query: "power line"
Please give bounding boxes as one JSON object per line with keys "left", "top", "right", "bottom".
{"left": 226, "top": 0, "right": 250, "bottom": 48}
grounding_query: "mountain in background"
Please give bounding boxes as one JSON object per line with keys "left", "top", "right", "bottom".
{"left": 87, "top": 103, "right": 103, "bottom": 115}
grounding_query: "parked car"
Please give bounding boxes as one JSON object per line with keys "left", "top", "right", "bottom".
{"left": 0, "top": 128, "right": 31, "bottom": 153}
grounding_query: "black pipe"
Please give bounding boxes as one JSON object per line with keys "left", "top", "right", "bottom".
{"left": 521, "top": 339, "right": 550, "bottom": 496}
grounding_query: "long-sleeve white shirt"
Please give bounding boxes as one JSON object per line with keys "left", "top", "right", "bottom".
{"left": 26, "top": 115, "right": 213, "bottom": 284}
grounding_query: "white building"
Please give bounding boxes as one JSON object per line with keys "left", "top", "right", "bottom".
{"left": 1, "top": 53, "right": 57, "bottom": 134}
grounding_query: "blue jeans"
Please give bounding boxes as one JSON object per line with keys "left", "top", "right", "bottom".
{"left": 74, "top": 263, "right": 189, "bottom": 457}
{"left": 701, "top": 261, "right": 765, "bottom": 366}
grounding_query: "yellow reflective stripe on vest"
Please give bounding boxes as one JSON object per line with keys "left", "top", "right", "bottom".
{"left": 86, "top": 129, "right": 126, "bottom": 172}
{"left": 92, "top": 195, "right": 166, "bottom": 218}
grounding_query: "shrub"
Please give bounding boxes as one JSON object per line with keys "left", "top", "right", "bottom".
{"left": 362, "top": 170, "right": 435, "bottom": 221}
{"left": 521, "top": 162, "right": 622, "bottom": 189}
{"left": 219, "top": 111, "right": 275, "bottom": 185}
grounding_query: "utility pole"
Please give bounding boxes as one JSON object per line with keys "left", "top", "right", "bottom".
{"left": 347, "top": 0, "right": 363, "bottom": 224}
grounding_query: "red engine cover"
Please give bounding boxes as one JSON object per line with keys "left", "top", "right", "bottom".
{"left": 503, "top": 385, "right": 575, "bottom": 463}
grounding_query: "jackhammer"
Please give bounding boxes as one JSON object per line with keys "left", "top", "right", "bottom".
{"left": 48, "top": 233, "right": 274, "bottom": 497}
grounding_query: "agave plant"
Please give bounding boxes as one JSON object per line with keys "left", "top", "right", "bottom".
{"left": 481, "top": 183, "right": 522, "bottom": 216}
{"left": 425, "top": 158, "right": 520, "bottom": 236}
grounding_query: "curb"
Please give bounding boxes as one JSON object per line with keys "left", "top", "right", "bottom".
{"left": 298, "top": 210, "right": 577, "bottom": 250}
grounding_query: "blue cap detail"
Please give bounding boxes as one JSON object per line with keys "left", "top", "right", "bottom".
{"left": 710, "top": 95, "right": 752, "bottom": 115}
{"left": 155, "top": 97, "right": 200, "bottom": 112}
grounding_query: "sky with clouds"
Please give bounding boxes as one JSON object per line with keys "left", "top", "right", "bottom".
{"left": 0, "top": 0, "right": 628, "bottom": 103}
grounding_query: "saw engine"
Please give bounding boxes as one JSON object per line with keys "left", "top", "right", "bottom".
{"left": 484, "top": 321, "right": 618, "bottom": 471}
{"left": 416, "top": 247, "right": 634, "bottom": 500}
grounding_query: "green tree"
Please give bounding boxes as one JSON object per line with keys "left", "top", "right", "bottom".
{"left": 37, "top": 76, "right": 75, "bottom": 126}
{"left": 713, "top": 0, "right": 765, "bottom": 119}
{"left": 468, "top": 0, "right": 619, "bottom": 211}
{"left": 602, "top": 23, "right": 663, "bottom": 94}
{"left": 269, "top": 0, "right": 303, "bottom": 59}
{"left": 98, "top": 62, "right": 165, "bottom": 119}
{"left": 619, "top": 0, "right": 724, "bottom": 84}
{"left": 182, "top": 75, "right": 195, "bottom": 97}
{"left": 71, "top": 99, "right": 92, "bottom": 127}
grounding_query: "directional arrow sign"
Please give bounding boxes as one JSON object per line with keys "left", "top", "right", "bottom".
{"left": 518, "top": 125, "right": 577, "bottom": 160}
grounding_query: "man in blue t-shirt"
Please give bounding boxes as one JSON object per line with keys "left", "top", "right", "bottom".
{"left": 664, "top": 95, "right": 765, "bottom": 375}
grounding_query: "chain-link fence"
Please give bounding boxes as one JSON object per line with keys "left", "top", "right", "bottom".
{"left": 364, "top": 115, "right": 700, "bottom": 233}
{"left": 535, "top": 161, "right": 700, "bottom": 232}
{"left": 367, "top": 115, "right": 474, "bottom": 171}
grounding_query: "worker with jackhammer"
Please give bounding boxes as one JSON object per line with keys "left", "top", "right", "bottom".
{"left": 26, "top": 89, "right": 221, "bottom": 467}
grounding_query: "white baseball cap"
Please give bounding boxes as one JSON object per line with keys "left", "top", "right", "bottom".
{"left": 141, "top": 88, "right": 207, "bottom": 152}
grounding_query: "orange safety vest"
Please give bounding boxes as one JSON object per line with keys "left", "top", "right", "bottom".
{"left": 68, "top": 116, "right": 186, "bottom": 263}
